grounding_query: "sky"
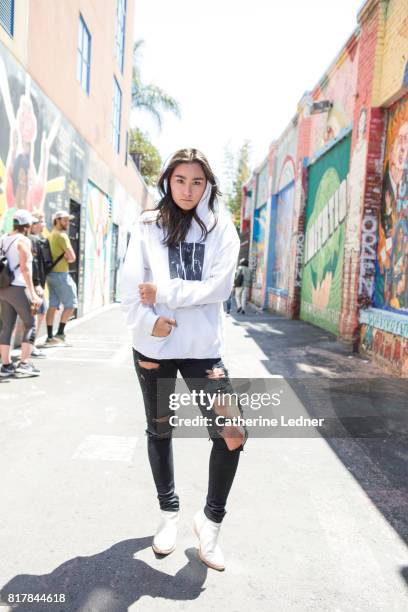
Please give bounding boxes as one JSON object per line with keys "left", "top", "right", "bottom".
{"left": 132, "top": 0, "right": 362, "bottom": 190}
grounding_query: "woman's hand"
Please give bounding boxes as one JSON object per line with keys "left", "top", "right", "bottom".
{"left": 152, "top": 316, "right": 177, "bottom": 337}
{"left": 31, "top": 293, "right": 43, "bottom": 309}
{"left": 139, "top": 282, "right": 157, "bottom": 305}
{"left": 35, "top": 285, "right": 44, "bottom": 297}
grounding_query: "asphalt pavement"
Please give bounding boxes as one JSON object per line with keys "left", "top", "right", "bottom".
{"left": 0, "top": 304, "right": 407, "bottom": 611}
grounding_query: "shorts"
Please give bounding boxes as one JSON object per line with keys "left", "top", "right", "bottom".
{"left": 38, "top": 294, "right": 48, "bottom": 315}
{"left": 47, "top": 272, "right": 78, "bottom": 309}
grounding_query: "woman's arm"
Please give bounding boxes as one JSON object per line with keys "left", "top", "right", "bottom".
{"left": 155, "top": 222, "right": 240, "bottom": 309}
{"left": 120, "top": 220, "right": 160, "bottom": 335}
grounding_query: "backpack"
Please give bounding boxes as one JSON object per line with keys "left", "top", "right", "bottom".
{"left": 0, "top": 237, "right": 21, "bottom": 289}
{"left": 39, "top": 238, "right": 65, "bottom": 276}
{"left": 234, "top": 268, "right": 244, "bottom": 288}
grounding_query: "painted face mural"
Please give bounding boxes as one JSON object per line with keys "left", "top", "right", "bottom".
{"left": 375, "top": 96, "right": 408, "bottom": 313}
{"left": 0, "top": 48, "right": 87, "bottom": 235}
{"left": 300, "top": 135, "right": 351, "bottom": 334}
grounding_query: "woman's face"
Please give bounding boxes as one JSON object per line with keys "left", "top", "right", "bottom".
{"left": 169, "top": 162, "right": 207, "bottom": 211}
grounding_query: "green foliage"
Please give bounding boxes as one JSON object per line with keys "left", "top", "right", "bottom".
{"left": 223, "top": 141, "right": 251, "bottom": 228}
{"left": 131, "top": 40, "right": 181, "bottom": 131}
{"left": 129, "top": 128, "right": 162, "bottom": 187}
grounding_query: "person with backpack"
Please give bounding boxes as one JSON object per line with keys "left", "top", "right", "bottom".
{"left": 0, "top": 209, "right": 42, "bottom": 377}
{"left": 44, "top": 210, "right": 77, "bottom": 346}
{"left": 29, "top": 213, "right": 48, "bottom": 357}
{"left": 234, "top": 258, "right": 252, "bottom": 314}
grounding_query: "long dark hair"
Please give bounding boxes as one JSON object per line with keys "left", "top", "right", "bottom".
{"left": 146, "top": 148, "right": 221, "bottom": 247}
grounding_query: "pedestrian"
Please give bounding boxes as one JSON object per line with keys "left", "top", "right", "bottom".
{"left": 234, "top": 258, "right": 252, "bottom": 314}
{"left": 45, "top": 210, "right": 77, "bottom": 345}
{"left": 121, "top": 148, "right": 248, "bottom": 571}
{"left": 0, "top": 210, "right": 42, "bottom": 377}
{"left": 224, "top": 289, "right": 233, "bottom": 315}
{"left": 29, "top": 213, "right": 48, "bottom": 357}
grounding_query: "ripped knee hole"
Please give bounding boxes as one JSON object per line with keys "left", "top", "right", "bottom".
{"left": 206, "top": 366, "right": 226, "bottom": 379}
{"left": 153, "top": 414, "right": 171, "bottom": 423}
{"left": 138, "top": 360, "right": 160, "bottom": 370}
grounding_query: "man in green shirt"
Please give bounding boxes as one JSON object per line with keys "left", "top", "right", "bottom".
{"left": 45, "top": 210, "right": 78, "bottom": 345}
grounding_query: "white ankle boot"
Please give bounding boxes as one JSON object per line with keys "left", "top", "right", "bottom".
{"left": 152, "top": 510, "right": 180, "bottom": 555}
{"left": 193, "top": 509, "right": 225, "bottom": 571}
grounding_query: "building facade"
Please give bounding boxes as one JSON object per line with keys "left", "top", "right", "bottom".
{"left": 0, "top": 0, "right": 153, "bottom": 317}
{"left": 243, "top": 0, "right": 408, "bottom": 376}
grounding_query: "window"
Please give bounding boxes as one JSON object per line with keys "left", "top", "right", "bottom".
{"left": 115, "top": 0, "right": 127, "bottom": 72}
{"left": 112, "top": 77, "right": 122, "bottom": 153}
{"left": 77, "top": 15, "right": 91, "bottom": 94}
{"left": 0, "top": 0, "right": 14, "bottom": 37}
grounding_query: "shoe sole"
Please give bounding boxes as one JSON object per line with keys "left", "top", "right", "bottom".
{"left": 192, "top": 522, "right": 225, "bottom": 571}
{"left": 14, "top": 370, "right": 41, "bottom": 377}
{"left": 152, "top": 542, "right": 176, "bottom": 555}
{"left": 0, "top": 372, "right": 15, "bottom": 378}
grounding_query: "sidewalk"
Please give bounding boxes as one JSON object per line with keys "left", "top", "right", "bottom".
{"left": 0, "top": 305, "right": 407, "bottom": 611}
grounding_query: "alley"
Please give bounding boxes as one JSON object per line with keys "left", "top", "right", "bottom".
{"left": 0, "top": 305, "right": 407, "bottom": 611}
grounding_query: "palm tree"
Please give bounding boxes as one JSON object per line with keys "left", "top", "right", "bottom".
{"left": 131, "top": 40, "right": 181, "bottom": 131}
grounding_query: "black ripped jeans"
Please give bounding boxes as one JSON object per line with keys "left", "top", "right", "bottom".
{"left": 133, "top": 349, "right": 248, "bottom": 523}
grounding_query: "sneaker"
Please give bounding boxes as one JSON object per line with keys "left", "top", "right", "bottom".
{"left": 31, "top": 347, "right": 47, "bottom": 359}
{"left": 0, "top": 363, "right": 16, "bottom": 378}
{"left": 14, "top": 361, "right": 40, "bottom": 377}
{"left": 43, "top": 337, "right": 63, "bottom": 347}
{"left": 54, "top": 333, "right": 66, "bottom": 343}
{"left": 237, "top": 307, "right": 242, "bottom": 314}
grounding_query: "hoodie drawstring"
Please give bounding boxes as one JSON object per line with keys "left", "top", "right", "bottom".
{"left": 179, "top": 242, "right": 187, "bottom": 279}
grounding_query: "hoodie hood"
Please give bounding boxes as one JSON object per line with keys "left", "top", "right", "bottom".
{"left": 189, "top": 181, "right": 217, "bottom": 241}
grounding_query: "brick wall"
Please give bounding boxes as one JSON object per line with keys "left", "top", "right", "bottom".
{"left": 339, "top": 0, "right": 387, "bottom": 346}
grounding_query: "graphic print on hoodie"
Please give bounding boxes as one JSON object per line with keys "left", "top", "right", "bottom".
{"left": 168, "top": 242, "right": 205, "bottom": 281}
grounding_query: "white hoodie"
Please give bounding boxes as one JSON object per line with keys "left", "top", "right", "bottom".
{"left": 120, "top": 182, "right": 240, "bottom": 359}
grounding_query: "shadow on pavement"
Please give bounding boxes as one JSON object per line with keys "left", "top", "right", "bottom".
{"left": 0, "top": 537, "right": 207, "bottom": 611}
{"left": 232, "top": 307, "right": 408, "bottom": 587}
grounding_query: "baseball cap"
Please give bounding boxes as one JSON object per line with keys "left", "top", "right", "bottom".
{"left": 52, "top": 210, "right": 75, "bottom": 222}
{"left": 13, "top": 210, "right": 38, "bottom": 226}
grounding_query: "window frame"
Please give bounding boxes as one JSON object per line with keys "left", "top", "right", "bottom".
{"left": 77, "top": 13, "right": 92, "bottom": 94}
{"left": 0, "top": 0, "right": 15, "bottom": 37}
{"left": 112, "top": 77, "right": 122, "bottom": 154}
{"left": 115, "top": 0, "right": 127, "bottom": 73}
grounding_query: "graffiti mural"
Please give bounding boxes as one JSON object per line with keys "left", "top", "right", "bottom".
{"left": 310, "top": 34, "right": 359, "bottom": 153}
{"left": 252, "top": 203, "right": 267, "bottom": 293}
{"left": 0, "top": 43, "right": 87, "bottom": 234}
{"left": 300, "top": 135, "right": 351, "bottom": 334}
{"left": 360, "top": 324, "right": 408, "bottom": 376}
{"left": 83, "top": 182, "right": 113, "bottom": 313}
{"left": 269, "top": 182, "right": 295, "bottom": 293}
{"left": 374, "top": 95, "right": 408, "bottom": 314}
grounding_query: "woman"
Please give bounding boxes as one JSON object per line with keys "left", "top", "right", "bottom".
{"left": 121, "top": 148, "right": 248, "bottom": 571}
{"left": 0, "top": 209, "right": 42, "bottom": 377}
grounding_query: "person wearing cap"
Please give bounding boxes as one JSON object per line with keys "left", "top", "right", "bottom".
{"left": 29, "top": 212, "right": 48, "bottom": 357}
{"left": 45, "top": 210, "right": 77, "bottom": 345}
{"left": 0, "top": 209, "right": 43, "bottom": 377}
